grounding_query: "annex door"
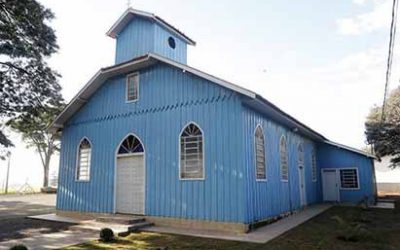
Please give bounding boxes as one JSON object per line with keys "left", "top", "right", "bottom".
{"left": 322, "top": 169, "right": 339, "bottom": 202}
{"left": 298, "top": 165, "right": 307, "bottom": 206}
{"left": 115, "top": 134, "right": 145, "bottom": 215}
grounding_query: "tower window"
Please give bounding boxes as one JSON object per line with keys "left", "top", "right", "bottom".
{"left": 126, "top": 73, "right": 139, "bottom": 102}
{"left": 168, "top": 37, "right": 176, "bottom": 49}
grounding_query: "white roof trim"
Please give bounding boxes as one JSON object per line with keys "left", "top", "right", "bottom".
{"left": 49, "top": 54, "right": 256, "bottom": 132}
{"left": 106, "top": 8, "right": 196, "bottom": 45}
{"left": 324, "top": 140, "right": 376, "bottom": 159}
{"left": 149, "top": 53, "right": 256, "bottom": 99}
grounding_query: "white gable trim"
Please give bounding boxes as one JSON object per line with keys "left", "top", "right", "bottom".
{"left": 324, "top": 140, "right": 376, "bottom": 159}
{"left": 107, "top": 8, "right": 196, "bottom": 45}
{"left": 150, "top": 53, "right": 256, "bottom": 99}
{"left": 49, "top": 54, "right": 256, "bottom": 132}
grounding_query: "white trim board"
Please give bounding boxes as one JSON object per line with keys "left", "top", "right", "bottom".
{"left": 49, "top": 53, "right": 256, "bottom": 132}
{"left": 106, "top": 8, "right": 196, "bottom": 45}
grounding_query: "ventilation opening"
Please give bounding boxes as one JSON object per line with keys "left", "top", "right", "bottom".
{"left": 168, "top": 37, "right": 176, "bottom": 49}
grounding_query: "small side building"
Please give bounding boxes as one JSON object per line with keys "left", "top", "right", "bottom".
{"left": 50, "top": 8, "right": 377, "bottom": 232}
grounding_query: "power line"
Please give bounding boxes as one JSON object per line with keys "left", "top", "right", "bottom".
{"left": 382, "top": 0, "right": 399, "bottom": 122}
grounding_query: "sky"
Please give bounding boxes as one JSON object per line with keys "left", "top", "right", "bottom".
{"left": 1, "top": 0, "right": 399, "bottom": 188}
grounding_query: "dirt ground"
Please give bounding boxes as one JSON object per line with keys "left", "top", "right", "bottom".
{"left": 0, "top": 194, "right": 75, "bottom": 242}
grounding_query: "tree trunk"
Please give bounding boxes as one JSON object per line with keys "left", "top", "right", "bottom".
{"left": 43, "top": 151, "right": 51, "bottom": 187}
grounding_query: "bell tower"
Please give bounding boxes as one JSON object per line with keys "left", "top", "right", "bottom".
{"left": 107, "top": 8, "right": 196, "bottom": 64}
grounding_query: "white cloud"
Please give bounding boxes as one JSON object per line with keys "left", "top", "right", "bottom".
{"left": 337, "top": 0, "right": 391, "bottom": 35}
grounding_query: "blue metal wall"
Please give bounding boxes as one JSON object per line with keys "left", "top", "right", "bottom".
{"left": 115, "top": 17, "right": 187, "bottom": 64}
{"left": 317, "top": 143, "right": 376, "bottom": 203}
{"left": 241, "top": 106, "right": 319, "bottom": 224}
{"left": 57, "top": 63, "right": 247, "bottom": 223}
{"left": 153, "top": 24, "right": 187, "bottom": 64}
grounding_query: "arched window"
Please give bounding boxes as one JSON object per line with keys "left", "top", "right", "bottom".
{"left": 180, "top": 123, "right": 204, "bottom": 179}
{"left": 117, "top": 134, "right": 144, "bottom": 155}
{"left": 255, "top": 125, "right": 266, "bottom": 180}
{"left": 280, "top": 135, "right": 289, "bottom": 181}
{"left": 311, "top": 149, "right": 317, "bottom": 182}
{"left": 76, "top": 138, "right": 91, "bottom": 181}
{"left": 298, "top": 143, "right": 304, "bottom": 166}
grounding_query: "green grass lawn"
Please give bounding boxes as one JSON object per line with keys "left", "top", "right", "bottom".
{"left": 62, "top": 206, "right": 400, "bottom": 250}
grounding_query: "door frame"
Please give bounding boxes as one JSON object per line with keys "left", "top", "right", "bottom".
{"left": 321, "top": 169, "right": 340, "bottom": 202}
{"left": 113, "top": 133, "right": 146, "bottom": 214}
{"left": 298, "top": 164, "right": 307, "bottom": 206}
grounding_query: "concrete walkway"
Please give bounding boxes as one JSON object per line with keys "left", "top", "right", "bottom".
{"left": 0, "top": 230, "right": 97, "bottom": 250}
{"left": 144, "top": 204, "right": 332, "bottom": 243}
{"left": 0, "top": 204, "right": 331, "bottom": 248}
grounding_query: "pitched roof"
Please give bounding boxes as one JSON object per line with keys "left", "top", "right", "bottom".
{"left": 107, "top": 8, "right": 196, "bottom": 45}
{"left": 49, "top": 53, "right": 375, "bottom": 159}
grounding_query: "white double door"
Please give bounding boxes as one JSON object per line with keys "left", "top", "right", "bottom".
{"left": 116, "top": 154, "right": 145, "bottom": 214}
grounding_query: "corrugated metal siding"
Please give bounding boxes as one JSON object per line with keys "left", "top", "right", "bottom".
{"left": 115, "top": 17, "right": 154, "bottom": 64}
{"left": 154, "top": 24, "right": 187, "bottom": 64}
{"left": 317, "top": 143, "right": 376, "bottom": 203}
{"left": 115, "top": 17, "right": 187, "bottom": 64}
{"left": 56, "top": 63, "right": 246, "bottom": 223}
{"left": 242, "top": 106, "right": 319, "bottom": 224}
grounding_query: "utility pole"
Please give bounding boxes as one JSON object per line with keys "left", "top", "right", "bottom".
{"left": 5, "top": 152, "right": 11, "bottom": 194}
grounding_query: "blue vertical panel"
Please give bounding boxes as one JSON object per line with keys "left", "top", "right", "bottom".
{"left": 154, "top": 24, "right": 187, "bottom": 64}
{"left": 115, "top": 17, "right": 155, "bottom": 64}
{"left": 57, "top": 63, "right": 246, "bottom": 223}
{"left": 241, "top": 106, "right": 320, "bottom": 224}
{"left": 114, "top": 16, "right": 188, "bottom": 65}
{"left": 317, "top": 143, "right": 376, "bottom": 203}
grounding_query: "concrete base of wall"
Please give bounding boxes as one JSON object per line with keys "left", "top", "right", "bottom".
{"left": 145, "top": 216, "right": 249, "bottom": 234}
{"left": 56, "top": 210, "right": 249, "bottom": 234}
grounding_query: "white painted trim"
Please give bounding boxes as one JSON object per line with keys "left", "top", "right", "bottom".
{"left": 113, "top": 133, "right": 146, "bottom": 215}
{"left": 50, "top": 54, "right": 258, "bottom": 132}
{"left": 254, "top": 124, "right": 267, "bottom": 181}
{"left": 149, "top": 53, "right": 256, "bottom": 99}
{"left": 106, "top": 8, "right": 196, "bottom": 45}
{"left": 125, "top": 72, "right": 140, "bottom": 103}
{"left": 279, "top": 135, "right": 289, "bottom": 182}
{"left": 338, "top": 167, "right": 360, "bottom": 190}
{"left": 321, "top": 168, "right": 340, "bottom": 202}
{"left": 178, "top": 121, "right": 205, "bottom": 181}
{"left": 324, "top": 140, "right": 375, "bottom": 159}
{"left": 75, "top": 137, "right": 92, "bottom": 182}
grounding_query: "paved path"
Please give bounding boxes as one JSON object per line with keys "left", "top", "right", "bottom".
{"left": 144, "top": 204, "right": 332, "bottom": 243}
{"left": 0, "top": 194, "right": 56, "bottom": 219}
{"left": 0, "top": 231, "right": 97, "bottom": 250}
{"left": 0, "top": 200, "right": 331, "bottom": 248}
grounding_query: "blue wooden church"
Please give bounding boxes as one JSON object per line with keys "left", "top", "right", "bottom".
{"left": 51, "top": 8, "right": 377, "bottom": 232}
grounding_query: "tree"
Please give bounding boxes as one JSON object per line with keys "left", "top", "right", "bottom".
{"left": 7, "top": 104, "right": 65, "bottom": 187}
{"left": 0, "top": 0, "right": 62, "bottom": 156}
{"left": 365, "top": 87, "right": 400, "bottom": 168}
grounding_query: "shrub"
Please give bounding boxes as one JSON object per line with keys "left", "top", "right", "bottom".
{"left": 9, "top": 245, "right": 28, "bottom": 250}
{"left": 99, "top": 228, "right": 114, "bottom": 242}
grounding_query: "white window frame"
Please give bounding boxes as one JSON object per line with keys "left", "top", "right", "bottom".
{"left": 75, "top": 137, "right": 92, "bottom": 182}
{"left": 179, "top": 121, "right": 205, "bottom": 181}
{"left": 280, "top": 135, "right": 289, "bottom": 182}
{"left": 126, "top": 72, "right": 139, "bottom": 103}
{"left": 254, "top": 125, "right": 266, "bottom": 181}
{"left": 339, "top": 168, "right": 360, "bottom": 190}
{"left": 311, "top": 149, "right": 317, "bottom": 182}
